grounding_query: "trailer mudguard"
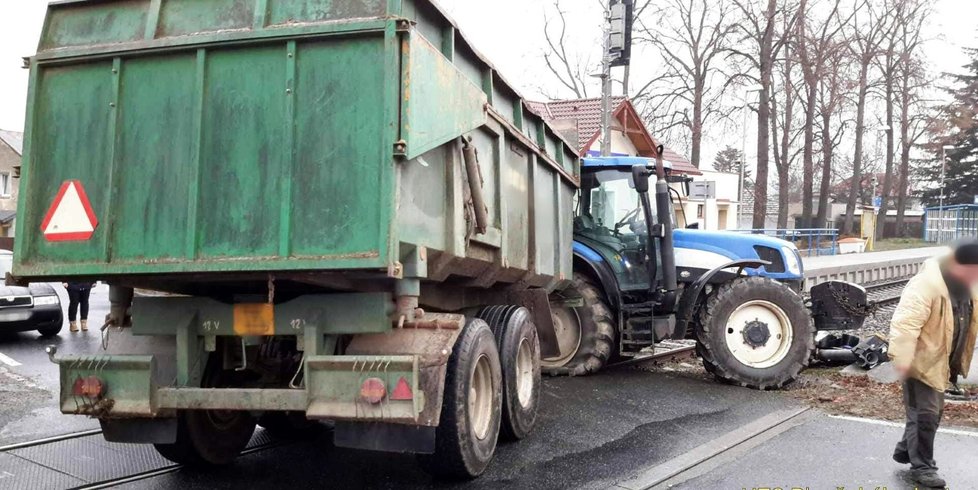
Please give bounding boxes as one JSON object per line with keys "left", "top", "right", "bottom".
{"left": 672, "top": 259, "right": 769, "bottom": 339}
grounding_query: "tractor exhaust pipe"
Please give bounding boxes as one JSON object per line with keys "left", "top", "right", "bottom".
{"left": 654, "top": 146, "right": 677, "bottom": 311}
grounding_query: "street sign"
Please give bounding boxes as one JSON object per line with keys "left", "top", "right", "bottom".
{"left": 873, "top": 196, "right": 882, "bottom": 208}
{"left": 40, "top": 180, "right": 98, "bottom": 242}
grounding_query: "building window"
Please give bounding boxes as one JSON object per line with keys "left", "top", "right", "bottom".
{"left": 0, "top": 173, "right": 10, "bottom": 198}
{"left": 697, "top": 205, "right": 704, "bottom": 219}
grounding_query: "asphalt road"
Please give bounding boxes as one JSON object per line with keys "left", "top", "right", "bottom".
{"left": 0, "top": 284, "right": 107, "bottom": 446}
{"left": 3, "top": 287, "right": 978, "bottom": 489}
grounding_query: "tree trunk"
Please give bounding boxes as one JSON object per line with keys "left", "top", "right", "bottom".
{"left": 801, "top": 83, "right": 817, "bottom": 228}
{"left": 876, "top": 59, "right": 896, "bottom": 241}
{"left": 797, "top": 0, "right": 815, "bottom": 228}
{"left": 752, "top": 0, "right": 778, "bottom": 230}
{"left": 691, "top": 83, "right": 704, "bottom": 168}
{"left": 895, "top": 68, "right": 912, "bottom": 237}
{"left": 843, "top": 61, "right": 870, "bottom": 235}
{"left": 816, "top": 108, "right": 833, "bottom": 227}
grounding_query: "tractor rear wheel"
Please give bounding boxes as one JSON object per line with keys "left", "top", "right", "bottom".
{"left": 695, "top": 277, "right": 814, "bottom": 390}
{"left": 543, "top": 274, "right": 616, "bottom": 376}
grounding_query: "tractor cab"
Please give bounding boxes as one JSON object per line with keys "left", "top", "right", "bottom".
{"left": 575, "top": 157, "right": 674, "bottom": 293}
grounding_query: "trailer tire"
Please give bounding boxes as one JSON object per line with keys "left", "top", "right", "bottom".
{"left": 418, "top": 318, "right": 502, "bottom": 480}
{"left": 154, "top": 355, "right": 256, "bottom": 466}
{"left": 695, "top": 277, "right": 814, "bottom": 390}
{"left": 476, "top": 306, "right": 540, "bottom": 441}
{"left": 543, "top": 274, "right": 616, "bottom": 376}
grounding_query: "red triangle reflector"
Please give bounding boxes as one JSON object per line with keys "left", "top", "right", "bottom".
{"left": 391, "top": 377, "right": 413, "bottom": 400}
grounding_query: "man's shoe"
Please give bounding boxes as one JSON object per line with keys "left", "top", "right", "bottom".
{"left": 910, "top": 470, "right": 946, "bottom": 488}
{"left": 69, "top": 321, "right": 78, "bottom": 333}
{"left": 892, "top": 452, "right": 910, "bottom": 464}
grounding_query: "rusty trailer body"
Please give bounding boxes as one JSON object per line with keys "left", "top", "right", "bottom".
{"left": 20, "top": 0, "right": 578, "bottom": 479}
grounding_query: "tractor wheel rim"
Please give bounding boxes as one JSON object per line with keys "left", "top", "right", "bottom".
{"left": 469, "top": 354, "right": 493, "bottom": 440}
{"left": 515, "top": 337, "right": 534, "bottom": 407}
{"left": 541, "top": 307, "right": 581, "bottom": 367}
{"left": 723, "top": 300, "right": 793, "bottom": 369}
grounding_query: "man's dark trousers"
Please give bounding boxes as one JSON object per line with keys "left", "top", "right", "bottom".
{"left": 894, "top": 377, "right": 944, "bottom": 472}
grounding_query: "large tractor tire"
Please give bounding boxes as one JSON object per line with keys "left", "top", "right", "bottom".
{"left": 419, "top": 318, "right": 502, "bottom": 480}
{"left": 695, "top": 276, "right": 815, "bottom": 390}
{"left": 476, "top": 306, "right": 541, "bottom": 441}
{"left": 154, "top": 355, "right": 257, "bottom": 466}
{"left": 543, "top": 274, "right": 616, "bottom": 376}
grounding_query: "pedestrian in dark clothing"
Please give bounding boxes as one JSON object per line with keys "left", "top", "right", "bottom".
{"left": 889, "top": 241, "right": 978, "bottom": 488}
{"left": 63, "top": 282, "right": 95, "bottom": 333}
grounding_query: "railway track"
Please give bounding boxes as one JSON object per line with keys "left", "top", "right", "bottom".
{"left": 863, "top": 278, "right": 909, "bottom": 307}
{"left": 0, "top": 427, "right": 289, "bottom": 489}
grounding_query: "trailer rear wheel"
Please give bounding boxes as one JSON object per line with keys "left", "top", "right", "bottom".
{"left": 154, "top": 356, "right": 256, "bottom": 466}
{"left": 419, "top": 318, "right": 502, "bottom": 480}
{"left": 696, "top": 277, "right": 814, "bottom": 390}
{"left": 542, "top": 275, "right": 615, "bottom": 376}
{"left": 476, "top": 306, "right": 541, "bottom": 441}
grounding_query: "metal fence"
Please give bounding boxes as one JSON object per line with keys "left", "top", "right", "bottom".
{"left": 924, "top": 204, "right": 978, "bottom": 243}
{"left": 733, "top": 228, "right": 839, "bottom": 257}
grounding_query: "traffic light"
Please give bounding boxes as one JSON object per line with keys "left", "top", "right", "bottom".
{"left": 609, "top": 0, "right": 634, "bottom": 67}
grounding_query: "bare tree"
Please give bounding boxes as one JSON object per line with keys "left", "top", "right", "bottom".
{"left": 894, "top": 57, "right": 932, "bottom": 235}
{"left": 729, "top": 0, "right": 798, "bottom": 229}
{"left": 841, "top": 0, "right": 887, "bottom": 235}
{"left": 542, "top": 1, "right": 599, "bottom": 99}
{"left": 815, "top": 38, "right": 853, "bottom": 227}
{"left": 634, "top": 0, "right": 736, "bottom": 168}
{"left": 795, "top": 0, "right": 848, "bottom": 227}
{"left": 769, "top": 15, "right": 803, "bottom": 229}
{"left": 875, "top": 0, "right": 927, "bottom": 239}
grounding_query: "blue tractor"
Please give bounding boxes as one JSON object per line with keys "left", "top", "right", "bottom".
{"left": 544, "top": 155, "right": 866, "bottom": 389}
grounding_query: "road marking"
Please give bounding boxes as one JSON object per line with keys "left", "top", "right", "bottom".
{"left": 612, "top": 407, "right": 812, "bottom": 489}
{"left": 829, "top": 414, "right": 978, "bottom": 438}
{"left": 0, "top": 352, "right": 20, "bottom": 367}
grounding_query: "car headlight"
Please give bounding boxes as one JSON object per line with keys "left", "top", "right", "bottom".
{"left": 781, "top": 246, "right": 802, "bottom": 275}
{"left": 34, "top": 295, "right": 60, "bottom": 306}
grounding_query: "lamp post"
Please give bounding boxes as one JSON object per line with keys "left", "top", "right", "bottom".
{"left": 738, "top": 86, "right": 763, "bottom": 229}
{"left": 940, "top": 144, "right": 956, "bottom": 242}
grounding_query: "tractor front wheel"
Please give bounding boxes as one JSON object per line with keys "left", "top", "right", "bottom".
{"left": 696, "top": 277, "right": 814, "bottom": 390}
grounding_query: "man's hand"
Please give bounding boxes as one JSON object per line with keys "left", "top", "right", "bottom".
{"left": 893, "top": 364, "right": 911, "bottom": 380}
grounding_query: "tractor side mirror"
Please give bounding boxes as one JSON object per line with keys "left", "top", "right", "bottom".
{"left": 631, "top": 165, "right": 650, "bottom": 194}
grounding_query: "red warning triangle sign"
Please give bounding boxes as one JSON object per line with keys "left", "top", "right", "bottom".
{"left": 40, "top": 180, "right": 98, "bottom": 242}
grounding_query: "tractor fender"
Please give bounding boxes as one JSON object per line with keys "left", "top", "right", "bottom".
{"left": 572, "top": 241, "right": 622, "bottom": 312}
{"left": 672, "top": 259, "right": 769, "bottom": 340}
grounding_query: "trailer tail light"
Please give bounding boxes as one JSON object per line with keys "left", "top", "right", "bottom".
{"left": 72, "top": 376, "right": 105, "bottom": 398}
{"left": 360, "top": 377, "right": 386, "bottom": 405}
{"left": 390, "top": 377, "right": 413, "bottom": 401}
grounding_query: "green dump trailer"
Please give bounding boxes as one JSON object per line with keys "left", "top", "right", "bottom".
{"left": 17, "top": 0, "right": 579, "bottom": 479}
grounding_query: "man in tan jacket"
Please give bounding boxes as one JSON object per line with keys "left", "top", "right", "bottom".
{"left": 889, "top": 242, "right": 978, "bottom": 488}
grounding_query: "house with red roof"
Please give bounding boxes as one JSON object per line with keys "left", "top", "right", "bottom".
{"left": 527, "top": 97, "right": 740, "bottom": 230}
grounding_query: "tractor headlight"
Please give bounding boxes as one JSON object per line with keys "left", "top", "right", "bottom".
{"left": 34, "top": 295, "right": 60, "bottom": 306}
{"left": 781, "top": 246, "right": 802, "bottom": 275}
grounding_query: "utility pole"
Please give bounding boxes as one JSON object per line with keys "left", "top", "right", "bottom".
{"left": 599, "top": 23, "right": 613, "bottom": 156}
{"left": 599, "top": 0, "right": 633, "bottom": 157}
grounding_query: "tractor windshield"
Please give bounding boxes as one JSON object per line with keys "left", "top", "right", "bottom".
{"left": 580, "top": 169, "right": 655, "bottom": 233}
{"left": 576, "top": 168, "right": 665, "bottom": 291}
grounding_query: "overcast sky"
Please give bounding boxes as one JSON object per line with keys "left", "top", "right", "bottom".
{"left": 1, "top": 0, "right": 975, "bottom": 147}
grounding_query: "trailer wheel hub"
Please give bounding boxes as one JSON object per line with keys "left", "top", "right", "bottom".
{"left": 742, "top": 320, "right": 771, "bottom": 348}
